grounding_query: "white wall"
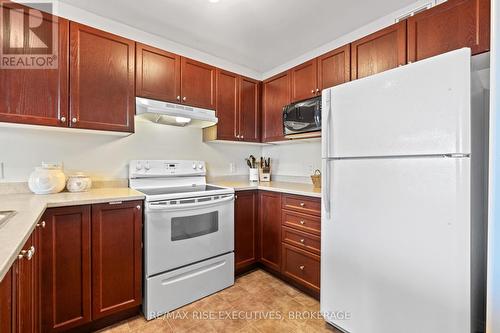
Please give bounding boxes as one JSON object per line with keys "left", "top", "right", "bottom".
{"left": 0, "top": 120, "right": 261, "bottom": 182}
{"left": 487, "top": 0, "right": 500, "bottom": 331}
{"left": 261, "top": 140, "right": 321, "bottom": 182}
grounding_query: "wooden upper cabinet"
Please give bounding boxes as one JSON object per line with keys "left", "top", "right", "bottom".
{"left": 0, "top": 3, "right": 69, "bottom": 127}
{"left": 262, "top": 71, "right": 290, "bottom": 142}
{"left": 259, "top": 191, "right": 282, "bottom": 272}
{"left": 351, "top": 21, "right": 406, "bottom": 80}
{"left": 290, "top": 59, "right": 318, "bottom": 102}
{"left": 408, "top": 0, "right": 490, "bottom": 62}
{"left": 91, "top": 201, "right": 142, "bottom": 319}
{"left": 215, "top": 70, "right": 239, "bottom": 141}
{"left": 239, "top": 76, "right": 260, "bottom": 142}
{"left": 181, "top": 57, "right": 216, "bottom": 109}
{"left": 318, "top": 44, "right": 351, "bottom": 90}
{"left": 69, "top": 22, "right": 135, "bottom": 132}
{"left": 235, "top": 191, "right": 258, "bottom": 271}
{"left": 136, "top": 43, "right": 181, "bottom": 103}
{"left": 41, "top": 205, "right": 92, "bottom": 332}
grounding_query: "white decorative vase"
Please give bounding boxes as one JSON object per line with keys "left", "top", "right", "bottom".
{"left": 28, "top": 163, "right": 66, "bottom": 195}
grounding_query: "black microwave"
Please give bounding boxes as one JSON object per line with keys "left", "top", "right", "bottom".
{"left": 283, "top": 96, "right": 321, "bottom": 136}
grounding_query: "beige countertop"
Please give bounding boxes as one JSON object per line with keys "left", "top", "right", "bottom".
{"left": 210, "top": 179, "right": 321, "bottom": 198}
{"left": 0, "top": 188, "right": 145, "bottom": 281}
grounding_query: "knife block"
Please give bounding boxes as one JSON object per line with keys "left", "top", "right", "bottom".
{"left": 259, "top": 167, "right": 271, "bottom": 182}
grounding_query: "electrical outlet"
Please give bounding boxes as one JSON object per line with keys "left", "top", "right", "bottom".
{"left": 229, "top": 162, "right": 236, "bottom": 173}
{"left": 306, "top": 163, "right": 314, "bottom": 175}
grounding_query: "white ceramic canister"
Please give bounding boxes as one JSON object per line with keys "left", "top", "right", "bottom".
{"left": 28, "top": 163, "right": 66, "bottom": 195}
{"left": 66, "top": 173, "right": 92, "bottom": 192}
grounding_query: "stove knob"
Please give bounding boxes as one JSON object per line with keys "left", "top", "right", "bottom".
{"left": 136, "top": 163, "right": 142, "bottom": 170}
{"left": 191, "top": 163, "right": 196, "bottom": 169}
{"left": 198, "top": 164, "right": 204, "bottom": 170}
{"left": 145, "top": 162, "right": 150, "bottom": 171}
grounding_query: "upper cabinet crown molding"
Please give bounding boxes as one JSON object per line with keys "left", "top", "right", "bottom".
{"left": 407, "top": 0, "right": 490, "bottom": 62}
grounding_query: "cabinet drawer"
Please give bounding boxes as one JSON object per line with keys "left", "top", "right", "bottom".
{"left": 282, "top": 226, "right": 320, "bottom": 255}
{"left": 282, "top": 194, "right": 321, "bottom": 216}
{"left": 281, "top": 243, "right": 320, "bottom": 292}
{"left": 282, "top": 210, "right": 321, "bottom": 235}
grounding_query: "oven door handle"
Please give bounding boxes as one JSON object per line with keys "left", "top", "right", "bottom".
{"left": 147, "top": 194, "right": 234, "bottom": 211}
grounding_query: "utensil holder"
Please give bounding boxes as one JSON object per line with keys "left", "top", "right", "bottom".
{"left": 259, "top": 168, "right": 271, "bottom": 182}
{"left": 249, "top": 168, "right": 259, "bottom": 182}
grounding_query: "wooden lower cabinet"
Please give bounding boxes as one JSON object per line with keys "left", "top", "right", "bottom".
{"left": 40, "top": 201, "right": 142, "bottom": 332}
{"left": 91, "top": 201, "right": 142, "bottom": 319}
{"left": 281, "top": 243, "right": 320, "bottom": 294}
{"left": 235, "top": 191, "right": 258, "bottom": 272}
{"left": 0, "top": 267, "right": 13, "bottom": 333}
{"left": 259, "top": 191, "right": 283, "bottom": 272}
{"left": 41, "top": 205, "right": 92, "bottom": 332}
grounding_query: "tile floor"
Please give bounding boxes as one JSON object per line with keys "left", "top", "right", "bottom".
{"left": 98, "top": 269, "right": 341, "bottom": 333}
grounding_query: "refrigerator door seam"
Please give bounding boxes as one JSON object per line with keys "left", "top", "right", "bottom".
{"left": 323, "top": 153, "right": 471, "bottom": 161}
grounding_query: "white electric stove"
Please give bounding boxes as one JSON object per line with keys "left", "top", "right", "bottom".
{"left": 129, "top": 160, "right": 235, "bottom": 320}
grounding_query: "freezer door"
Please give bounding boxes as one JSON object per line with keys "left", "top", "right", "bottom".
{"left": 323, "top": 48, "right": 471, "bottom": 158}
{"left": 321, "top": 157, "right": 471, "bottom": 333}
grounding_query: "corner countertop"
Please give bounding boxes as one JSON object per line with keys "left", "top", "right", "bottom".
{"left": 0, "top": 188, "right": 145, "bottom": 282}
{"left": 210, "top": 179, "right": 321, "bottom": 198}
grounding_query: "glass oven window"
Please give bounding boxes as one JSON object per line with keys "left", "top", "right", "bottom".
{"left": 171, "top": 211, "right": 219, "bottom": 241}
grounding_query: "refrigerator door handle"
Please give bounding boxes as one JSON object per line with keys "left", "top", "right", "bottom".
{"left": 322, "top": 89, "right": 331, "bottom": 158}
{"left": 323, "top": 159, "right": 331, "bottom": 219}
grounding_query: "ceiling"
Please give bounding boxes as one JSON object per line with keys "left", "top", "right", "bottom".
{"left": 59, "top": 0, "right": 417, "bottom": 73}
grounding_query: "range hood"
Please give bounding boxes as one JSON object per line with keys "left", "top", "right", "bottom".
{"left": 135, "top": 97, "right": 218, "bottom": 128}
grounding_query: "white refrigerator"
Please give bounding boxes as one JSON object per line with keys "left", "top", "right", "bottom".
{"left": 320, "top": 48, "right": 487, "bottom": 333}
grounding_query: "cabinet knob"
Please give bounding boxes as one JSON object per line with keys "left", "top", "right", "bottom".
{"left": 60, "top": 116, "right": 66, "bottom": 122}
{"left": 311, "top": 89, "right": 315, "bottom": 94}
{"left": 36, "top": 221, "right": 46, "bottom": 228}
{"left": 300, "top": 202, "right": 305, "bottom": 207}
{"left": 136, "top": 205, "right": 141, "bottom": 210}
{"left": 72, "top": 117, "right": 77, "bottom": 123}
{"left": 182, "top": 97, "right": 187, "bottom": 102}
{"left": 240, "top": 135, "right": 244, "bottom": 139}
{"left": 18, "top": 246, "right": 35, "bottom": 260}
{"left": 235, "top": 195, "right": 238, "bottom": 199}
{"left": 299, "top": 265, "right": 305, "bottom": 270}
{"left": 300, "top": 239, "right": 305, "bottom": 244}
{"left": 176, "top": 96, "right": 181, "bottom": 101}
{"left": 300, "top": 220, "right": 305, "bottom": 225}
{"left": 316, "top": 88, "right": 320, "bottom": 93}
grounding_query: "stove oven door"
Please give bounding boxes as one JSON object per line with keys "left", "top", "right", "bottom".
{"left": 145, "top": 194, "right": 234, "bottom": 276}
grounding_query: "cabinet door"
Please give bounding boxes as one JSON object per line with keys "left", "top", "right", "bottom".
{"left": 13, "top": 234, "right": 36, "bottom": 333}
{"left": 290, "top": 59, "right": 318, "bottom": 102}
{"left": 318, "top": 44, "right": 351, "bottom": 90}
{"left": 235, "top": 191, "right": 258, "bottom": 271}
{"left": 351, "top": 21, "right": 406, "bottom": 80}
{"left": 239, "top": 76, "right": 260, "bottom": 142}
{"left": 91, "top": 201, "right": 142, "bottom": 319}
{"left": 41, "top": 206, "right": 91, "bottom": 332}
{"left": 215, "top": 70, "right": 239, "bottom": 141}
{"left": 0, "top": 267, "right": 13, "bottom": 333}
{"left": 408, "top": 0, "right": 490, "bottom": 62}
{"left": 69, "top": 22, "right": 135, "bottom": 132}
{"left": 181, "top": 57, "right": 216, "bottom": 109}
{"left": 0, "top": 3, "right": 69, "bottom": 127}
{"left": 136, "top": 43, "right": 181, "bottom": 103}
{"left": 259, "top": 191, "right": 282, "bottom": 272}
{"left": 262, "top": 72, "right": 290, "bottom": 142}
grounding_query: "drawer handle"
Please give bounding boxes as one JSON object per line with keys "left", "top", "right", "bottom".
{"left": 36, "top": 221, "right": 46, "bottom": 228}
{"left": 300, "top": 220, "right": 305, "bottom": 225}
{"left": 109, "top": 201, "right": 123, "bottom": 205}
{"left": 300, "top": 239, "right": 305, "bottom": 244}
{"left": 299, "top": 265, "right": 305, "bottom": 271}
{"left": 300, "top": 202, "right": 305, "bottom": 207}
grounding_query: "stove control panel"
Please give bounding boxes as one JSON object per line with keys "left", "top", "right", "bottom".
{"left": 129, "top": 160, "right": 206, "bottom": 178}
